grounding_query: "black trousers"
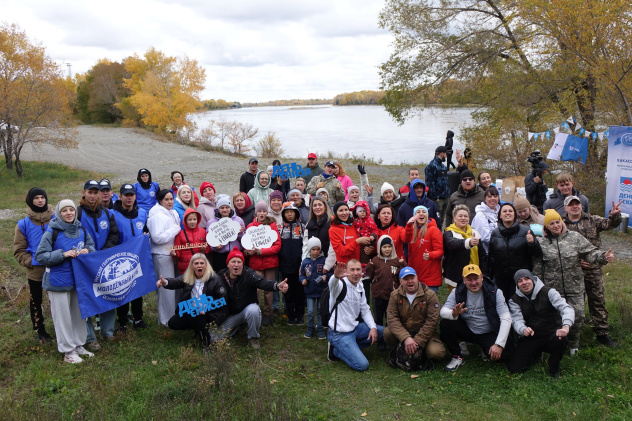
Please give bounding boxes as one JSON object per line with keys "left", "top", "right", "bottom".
{"left": 168, "top": 312, "right": 211, "bottom": 346}
{"left": 283, "top": 273, "right": 305, "bottom": 320}
{"left": 373, "top": 297, "right": 389, "bottom": 327}
{"left": 28, "top": 279, "right": 45, "bottom": 333}
{"left": 508, "top": 332, "right": 568, "bottom": 375}
{"left": 116, "top": 297, "right": 144, "bottom": 326}
{"left": 440, "top": 318, "right": 512, "bottom": 360}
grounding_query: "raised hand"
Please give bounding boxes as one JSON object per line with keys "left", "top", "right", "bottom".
{"left": 451, "top": 302, "right": 468, "bottom": 317}
{"left": 610, "top": 200, "right": 623, "bottom": 215}
{"left": 526, "top": 230, "right": 534, "bottom": 244}
{"left": 333, "top": 262, "right": 346, "bottom": 279}
{"left": 605, "top": 247, "right": 614, "bottom": 263}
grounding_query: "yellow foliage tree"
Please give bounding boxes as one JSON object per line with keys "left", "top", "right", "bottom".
{"left": 119, "top": 47, "right": 206, "bottom": 133}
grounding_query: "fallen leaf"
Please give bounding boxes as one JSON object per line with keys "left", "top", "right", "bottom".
{"left": 361, "top": 412, "right": 368, "bottom": 417}
{"left": 152, "top": 361, "right": 157, "bottom": 365}
{"left": 406, "top": 404, "right": 412, "bottom": 407}
{"left": 270, "top": 379, "right": 277, "bottom": 384}
{"left": 607, "top": 394, "right": 615, "bottom": 399}
{"left": 410, "top": 374, "right": 419, "bottom": 379}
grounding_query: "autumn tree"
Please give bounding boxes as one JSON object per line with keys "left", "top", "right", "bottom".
{"left": 119, "top": 47, "right": 206, "bottom": 133}
{"left": 253, "top": 131, "right": 284, "bottom": 158}
{"left": 0, "top": 23, "right": 77, "bottom": 177}
{"left": 227, "top": 122, "right": 258, "bottom": 154}
{"left": 76, "top": 59, "right": 129, "bottom": 123}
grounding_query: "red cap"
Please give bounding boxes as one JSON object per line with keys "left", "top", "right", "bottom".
{"left": 226, "top": 247, "right": 244, "bottom": 264}
{"left": 200, "top": 181, "right": 215, "bottom": 194}
{"left": 307, "top": 153, "right": 317, "bottom": 159}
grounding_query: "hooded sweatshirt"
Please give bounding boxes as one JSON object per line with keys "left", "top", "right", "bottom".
{"left": 174, "top": 208, "right": 210, "bottom": 273}
{"left": 366, "top": 235, "right": 406, "bottom": 300}
{"left": 397, "top": 179, "right": 440, "bottom": 229}
{"left": 247, "top": 170, "right": 271, "bottom": 205}
{"left": 134, "top": 169, "right": 161, "bottom": 213}
{"left": 471, "top": 202, "right": 500, "bottom": 252}
{"left": 300, "top": 237, "right": 329, "bottom": 298}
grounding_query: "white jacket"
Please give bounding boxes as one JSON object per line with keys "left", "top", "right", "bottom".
{"left": 471, "top": 202, "right": 499, "bottom": 252}
{"left": 147, "top": 204, "right": 181, "bottom": 255}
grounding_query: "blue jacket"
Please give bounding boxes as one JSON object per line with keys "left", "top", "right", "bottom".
{"left": 425, "top": 156, "right": 450, "bottom": 200}
{"left": 300, "top": 254, "right": 329, "bottom": 298}
{"left": 112, "top": 201, "right": 148, "bottom": 244}
{"left": 397, "top": 179, "right": 440, "bottom": 228}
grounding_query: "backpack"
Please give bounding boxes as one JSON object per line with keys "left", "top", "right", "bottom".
{"left": 319, "top": 279, "right": 347, "bottom": 331}
{"left": 388, "top": 338, "right": 434, "bottom": 372}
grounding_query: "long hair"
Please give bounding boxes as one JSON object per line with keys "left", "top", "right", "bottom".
{"left": 183, "top": 253, "right": 214, "bottom": 286}
{"left": 177, "top": 185, "right": 196, "bottom": 210}
{"left": 412, "top": 208, "right": 429, "bottom": 244}
{"left": 333, "top": 161, "right": 347, "bottom": 177}
{"left": 308, "top": 197, "right": 332, "bottom": 223}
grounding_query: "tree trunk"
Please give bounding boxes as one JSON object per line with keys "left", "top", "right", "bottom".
{"left": 15, "top": 142, "right": 24, "bottom": 178}
{"left": 3, "top": 123, "right": 13, "bottom": 170}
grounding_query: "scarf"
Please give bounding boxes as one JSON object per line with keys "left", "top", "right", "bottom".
{"left": 445, "top": 223, "right": 479, "bottom": 266}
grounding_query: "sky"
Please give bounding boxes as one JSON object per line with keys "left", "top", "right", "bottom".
{"left": 1, "top": 0, "right": 394, "bottom": 103}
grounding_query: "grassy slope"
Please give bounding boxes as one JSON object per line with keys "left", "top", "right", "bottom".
{"left": 1, "top": 162, "right": 631, "bottom": 420}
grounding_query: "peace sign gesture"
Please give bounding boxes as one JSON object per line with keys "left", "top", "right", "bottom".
{"left": 610, "top": 200, "right": 623, "bottom": 215}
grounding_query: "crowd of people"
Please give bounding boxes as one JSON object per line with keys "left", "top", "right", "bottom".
{"left": 13, "top": 142, "right": 623, "bottom": 376}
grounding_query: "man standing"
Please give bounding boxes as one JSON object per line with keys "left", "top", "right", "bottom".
{"left": 397, "top": 178, "right": 440, "bottom": 228}
{"left": 306, "top": 161, "right": 345, "bottom": 203}
{"left": 524, "top": 161, "right": 549, "bottom": 213}
{"left": 99, "top": 179, "right": 118, "bottom": 209}
{"left": 543, "top": 173, "right": 589, "bottom": 217}
{"left": 398, "top": 168, "right": 420, "bottom": 198}
{"left": 439, "top": 264, "right": 512, "bottom": 371}
{"left": 327, "top": 260, "right": 384, "bottom": 371}
{"left": 563, "top": 196, "right": 622, "bottom": 347}
{"left": 508, "top": 270, "right": 574, "bottom": 378}
{"left": 218, "top": 248, "right": 288, "bottom": 349}
{"left": 444, "top": 170, "right": 486, "bottom": 226}
{"left": 303, "top": 152, "right": 323, "bottom": 185}
{"left": 79, "top": 179, "right": 120, "bottom": 350}
{"left": 384, "top": 267, "right": 445, "bottom": 369}
{"left": 239, "top": 157, "right": 259, "bottom": 193}
{"left": 425, "top": 146, "right": 450, "bottom": 225}
{"left": 111, "top": 183, "right": 149, "bottom": 332}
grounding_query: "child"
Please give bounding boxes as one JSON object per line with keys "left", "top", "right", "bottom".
{"left": 366, "top": 235, "right": 406, "bottom": 329}
{"left": 300, "top": 237, "right": 329, "bottom": 339}
{"left": 35, "top": 200, "right": 97, "bottom": 364}
{"left": 174, "top": 208, "right": 210, "bottom": 275}
{"left": 278, "top": 202, "right": 306, "bottom": 326}
{"left": 351, "top": 200, "right": 378, "bottom": 266}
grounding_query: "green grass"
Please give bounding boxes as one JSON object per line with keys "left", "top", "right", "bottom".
{"left": 1, "top": 162, "right": 631, "bottom": 420}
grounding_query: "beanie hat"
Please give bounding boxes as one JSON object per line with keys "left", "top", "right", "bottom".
{"left": 513, "top": 269, "right": 535, "bottom": 285}
{"left": 413, "top": 205, "right": 428, "bottom": 215}
{"left": 514, "top": 194, "right": 531, "bottom": 211}
{"left": 270, "top": 190, "right": 284, "bottom": 201}
{"left": 316, "top": 188, "right": 328, "bottom": 198}
{"left": 380, "top": 236, "right": 393, "bottom": 246}
{"left": 544, "top": 209, "right": 562, "bottom": 228}
{"left": 381, "top": 182, "right": 395, "bottom": 197}
{"left": 255, "top": 200, "right": 268, "bottom": 213}
{"left": 460, "top": 170, "right": 475, "bottom": 181}
{"left": 55, "top": 199, "right": 76, "bottom": 220}
{"left": 217, "top": 195, "right": 231, "bottom": 209}
{"left": 200, "top": 182, "right": 215, "bottom": 194}
{"left": 348, "top": 185, "right": 360, "bottom": 194}
{"left": 26, "top": 187, "right": 48, "bottom": 213}
{"left": 288, "top": 188, "right": 302, "bottom": 197}
{"left": 333, "top": 201, "right": 348, "bottom": 215}
{"left": 306, "top": 236, "right": 322, "bottom": 252}
{"left": 226, "top": 247, "right": 244, "bottom": 264}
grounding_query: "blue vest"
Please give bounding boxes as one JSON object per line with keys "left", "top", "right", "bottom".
{"left": 79, "top": 207, "right": 110, "bottom": 251}
{"left": 18, "top": 217, "right": 49, "bottom": 266}
{"left": 134, "top": 182, "right": 160, "bottom": 213}
{"left": 112, "top": 208, "right": 147, "bottom": 244}
{"left": 47, "top": 228, "right": 87, "bottom": 288}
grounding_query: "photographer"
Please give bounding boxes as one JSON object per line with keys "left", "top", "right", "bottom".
{"left": 524, "top": 152, "right": 549, "bottom": 213}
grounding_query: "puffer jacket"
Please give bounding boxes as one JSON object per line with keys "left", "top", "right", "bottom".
{"left": 533, "top": 229, "right": 608, "bottom": 296}
{"left": 197, "top": 196, "right": 216, "bottom": 228}
{"left": 444, "top": 184, "right": 486, "bottom": 226}
{"left": 366, "top": 235, "right": 406, "bottom": 300}
{"left": 147, "top": 203, "right": 181, "bottom": 255}
{"left": 174, "top": 208, "right": 211, "bottom": 273}
{"left": 404, "top": 218, "right": 443, "bottom": 287}
{"left": 471, "top": 202, "right": 499, "bottom": 252}
{"left": 162, "top": 273, "right": 230, "bottom": 326}
{"left": 442, "top": 227, "right": 486, "bottom": 286}
{"left": 300, "top": 252, "right": 328, "bottom": 298}
{"left": 328, "top": 220, "right": 360, "bottom": 264}
{"left": 246, "top": 218, "right": 282, "bottom": 270}
{"left": 386, "top": 283, "right": 440, "bottom": 348}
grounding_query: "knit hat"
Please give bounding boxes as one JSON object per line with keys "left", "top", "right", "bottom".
{"left": 200, "top": 181, "right": 215, "bottom": 194}
{"left": 544, "top": 209, "right": 562, "bottom": 228}
{"left": 348, "top": 185, "right": 360, "bottom": 194}
{"left": 288, "top": 188, "right": 302, "bottom": 197}
{"left": 55, "top": 199, "right": 76, "bottom": 218}
{"left": 226, "top": 247, "right": 244, "bottom": 264}
{"left": 316, "top": 188, "right": 328, "bottom": 198}
{"left": 381, "top": 182, "right": 395, "bottom": 197}
{"left": 217, "top": 195, "right": 231, "bottom": 209}
{"left": 306, "top": 237, "right": 322, "bottom": 252}
{"left": 380, "top": 236, "right": 393, "bottom": 246}
{"left": 26, "top": 187, "right": 48, "bottom": 213}
{"left": 413, "top": 205, "right": 428, "bottom": 215}
{"left": 333, "top": 201, "right": 348, "bottom": 215}
{"left": 270, "top": 190, "right": 284, "bottom": 201}
{"left": 267, "top": 165, "right": 274, "bottom": 172}
{"left": 513, "top": 269, "right": 535, "bottom": 285}
{"left": 460, "top": 170, "right": 475, "bottom": 181}
{"left": 513, "top": 194, "right": 531, "bottom": 211}
{"left": 255, "top": 200, "right": 268, "bottom": 213}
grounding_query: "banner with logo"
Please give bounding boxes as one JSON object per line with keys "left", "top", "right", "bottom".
{"left": 73, "top": 235, "right": 157, "bottom": 319}
{"left": 606, "top": 126, "right": 632, "bottom": 227}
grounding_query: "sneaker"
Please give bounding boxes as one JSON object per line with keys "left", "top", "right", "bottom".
{"left": 327, "top": 342, "right": 340, "bottom": 362}
{"left": 37, "top": 331, "right": 53, "bottom": 344}
{"left": 74, "top": 346, "right": 94, "bottom": 358}
{"left": 459, "top": 342, "right": 470, "bottom": 357}
{"left": 248, "top": 338, "right": 261, "bottom": 350}
{"left": 262, "top": 315, "right": 271, "bottom": 327}
{"left": 570, "top": 348, "right": 579, "bottom": 356}
{"left": 64, "top": 352, "right": 83, "bottom": 364}
{"left": 287, "top": 318, "right": 296, "bottom": 326}
{"left": 133, "top": 320, "right": 148, "bottom": 329}
{"left": 115, "top": 324, "right": 127, "bottom": 334}
{"left": 295, "top": 317, "right": 305, "bottom": 326}
{"left": 445, "top": 356, "right": 464, "bottom": 372}
{"left": 304, "top": 329, "right": 314, "bottom": 339}
{"left": 317, "top": 330, "right": 327, "bottom": 340}
{"left": 596, "top": 335, "right": 617, "bottom": 347}
{"left": 85, "top": 341, "right": 101, "bottom": 352}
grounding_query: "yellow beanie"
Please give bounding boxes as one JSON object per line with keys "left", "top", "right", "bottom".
{"left": 544, "top": 209, "right": 562, "bottom": 228}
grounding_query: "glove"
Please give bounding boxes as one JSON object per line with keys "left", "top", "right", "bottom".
{"left": 446, "top": 130, "right": 454, "bottom": 138}
{"left": 357, "top": 164, "right": 366, "bottom": 175}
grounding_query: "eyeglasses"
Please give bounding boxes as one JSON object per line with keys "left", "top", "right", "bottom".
{"left": 462, "top": 178, "right": 474, "bottom": 182}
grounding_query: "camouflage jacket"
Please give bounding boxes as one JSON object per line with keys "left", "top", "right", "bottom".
{"left": 563, "top": 212, "right": 621, "bottom": 271}
{"left": 306, "top": 174, "right": 345, "bottom": 203}
{"left": 533, "top": 230, "right": 607, "bottom": 296}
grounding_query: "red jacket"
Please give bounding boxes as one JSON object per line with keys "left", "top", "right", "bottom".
{"left": 246, "top": 218, "right": 281, "bottom": 271}
{"left": 404, "top": 218, "right": 443, "bottom": 287}
{"left": 376, "top": 223, "right": 407, "bottom": 262}
{"left": 329, "top": 220, "right": 360, "bottom": 264}
{"left": 174, "top": 209, "right": 210, "bottom": 273}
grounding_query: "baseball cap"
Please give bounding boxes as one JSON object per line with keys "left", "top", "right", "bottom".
{"left": 307, "top": 153, "right": 317, "bottom": 159}
{"left": 564, "top": 195, "right": 581, "bottom": 206}
{"left": 462, "top": 264, "right": 482, "bottom": 277}
{"left": 399, "top": 266, "right": 417, "bottom": 279}
{"left": 324, "top": 160, "right": 335, "bottom": 168}
{"left": 249, "top": 157, "right": 259, "bottom": 164}
{"left": 84, "top": 179, "right": 100, "bottom": 190}
{"left": 120, "top": 184, "right": 135, "bottom": 195}
{"left": 98, "top": 179, "right": 112, "bottom": 191}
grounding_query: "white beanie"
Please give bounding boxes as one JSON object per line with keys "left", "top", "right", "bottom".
{"left": 306, "top": 236, "right": 322, "bottom": 252}
{"left": 381, "top": 182, "right": 395, "bottom": 197}
{"left": 348, "top": 185, "right": 360, "bottom": 194}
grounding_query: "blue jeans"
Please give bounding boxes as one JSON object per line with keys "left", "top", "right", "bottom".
{"left": 86, "top": 308, "right": 116, "bottom": 342}
{"left": 305, "top": 297, "right": 323, "bottom": 332}
{"left": 328, "top": 322, "right": 384, "bottom": 371}
{"left": 427, "top": 286, "right": 439, "bottom": 293}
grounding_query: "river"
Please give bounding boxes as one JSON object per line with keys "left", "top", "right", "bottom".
{"left": 190, "top": 105, "right": 475, "bottom": 165}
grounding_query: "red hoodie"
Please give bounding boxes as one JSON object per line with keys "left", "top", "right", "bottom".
{"left": 329, "top": 219, "right": 361, "bottom": 264}
{"left": 174, "top": 208, "right": 210, "bottom": 273}
{"left": 404, "top": 218, "right": 444, "bottom": 287}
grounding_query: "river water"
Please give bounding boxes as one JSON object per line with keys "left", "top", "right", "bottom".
{"left": 190, "top": 105, "right": 475, "bottom": 165}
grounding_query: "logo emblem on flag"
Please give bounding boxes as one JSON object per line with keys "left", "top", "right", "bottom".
{"left": 93, "top": 252, "right": 143, "bottom": 302}
{"left": 621, "top": 177, "right": 632, "bottom": 193}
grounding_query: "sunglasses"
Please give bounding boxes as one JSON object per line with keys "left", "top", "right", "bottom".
{"left": 462, "top": 178, "right": 474, "bottom": 182}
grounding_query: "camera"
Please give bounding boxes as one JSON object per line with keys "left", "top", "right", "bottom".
{"left": 527, "top": 150, "right": 543, "bottom": 169}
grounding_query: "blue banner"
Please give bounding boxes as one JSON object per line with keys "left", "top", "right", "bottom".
{"left": 560, "top": 134, "right": 588, "bottom": 164}
{"left": 606, "top": 126, "right": 632, "bottom": 226}
{"left": 72, "top": 235, "right": 157, "bottom": 319}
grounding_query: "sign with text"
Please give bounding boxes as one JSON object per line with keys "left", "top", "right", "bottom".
{"left": 241, "top": 224, "right": 279, "bottom": 250}
{"left": 206, "top": 217, "right": 241, "bottom": 247}
{"left": 272, "top": 163, "right": 311, "bottom": 180}
{"left": 178, "top": 294, "right": 227, "bottom": 317}
{"left": 606, "top": 126, "right": 632, "bottom": 227}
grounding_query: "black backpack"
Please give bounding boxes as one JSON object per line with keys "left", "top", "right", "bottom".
{"left": 319, "top": 279, "right": 347, "bottom": 331}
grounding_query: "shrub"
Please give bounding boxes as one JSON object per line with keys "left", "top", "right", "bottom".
{"left": 253, "top": 131, "right": 284, "bottom": 158}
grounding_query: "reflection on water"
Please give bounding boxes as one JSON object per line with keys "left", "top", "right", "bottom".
{"left": 190, "top": 105, "right": 475, "bottom": 164}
